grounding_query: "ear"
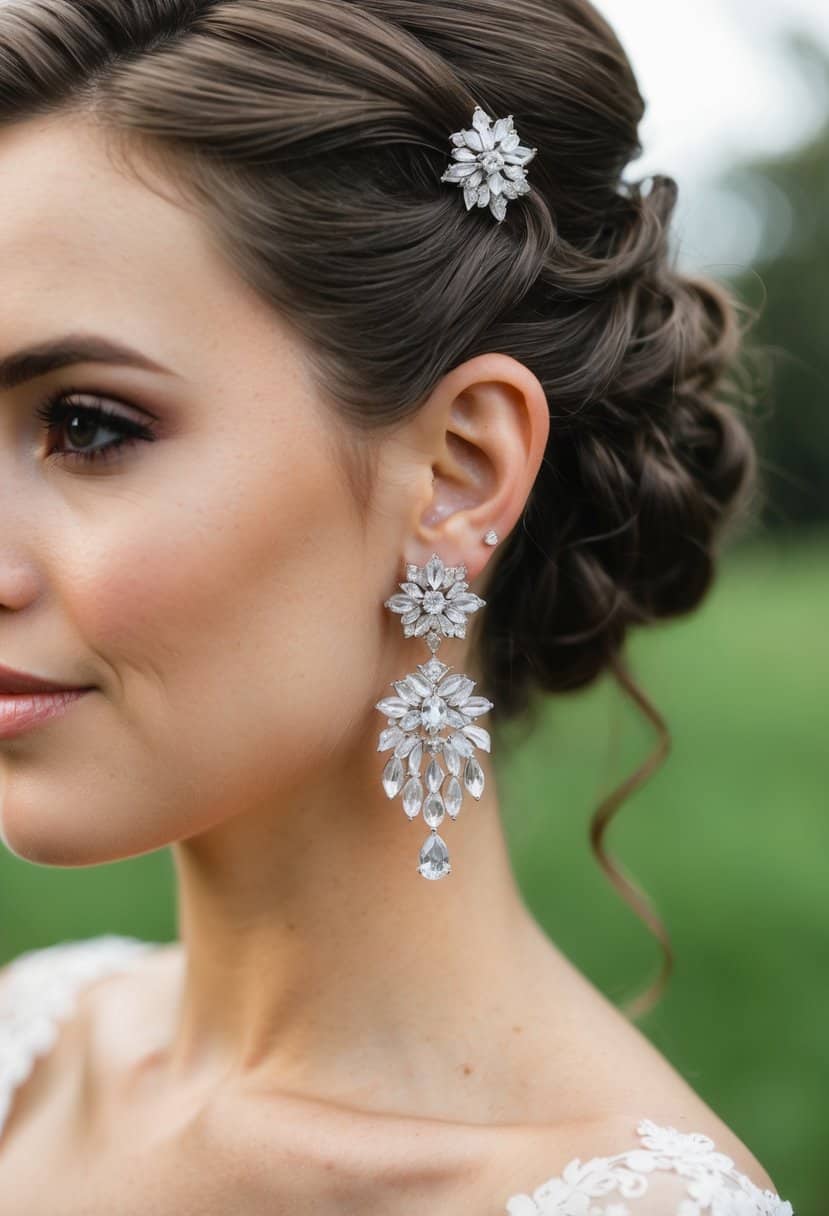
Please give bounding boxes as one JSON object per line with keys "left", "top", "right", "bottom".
{"left": 406, "top": 353, "right": 549, "bottom": 582}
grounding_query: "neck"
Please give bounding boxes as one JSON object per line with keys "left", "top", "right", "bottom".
{"left": 162, "top": 720, "right": 550, "bottom": 1119}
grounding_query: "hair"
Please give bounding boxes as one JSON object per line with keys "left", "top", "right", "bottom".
{"left": 0, "top": 0, "right": 759, "bottom": 1016}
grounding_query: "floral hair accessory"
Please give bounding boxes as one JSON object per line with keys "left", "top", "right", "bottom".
{"left": 440, "top": 104, "right": 538, "bottom": 223}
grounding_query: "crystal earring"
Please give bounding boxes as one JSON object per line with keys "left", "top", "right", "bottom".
{"left": 375, "top": 552, "right": 494, "bottom": 881}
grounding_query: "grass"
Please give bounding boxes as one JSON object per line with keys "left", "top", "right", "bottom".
{"left": 1, "top": 533, "right": 825, "bottom": 1210}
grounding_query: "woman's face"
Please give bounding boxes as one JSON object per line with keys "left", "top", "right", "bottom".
{"left": 0, "top": 115, "right": 422, "bottom": 865}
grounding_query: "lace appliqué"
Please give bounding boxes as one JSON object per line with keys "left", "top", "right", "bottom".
{"left": 505, "top": 1119, "right": 795, "bottom": 1216}
{"left": 0, "top": 934, "right": 156, "bottom": 1139}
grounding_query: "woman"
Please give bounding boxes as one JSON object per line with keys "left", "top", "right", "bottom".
{"left": 0, "top": 1, "right": 796, "bottom": 1212}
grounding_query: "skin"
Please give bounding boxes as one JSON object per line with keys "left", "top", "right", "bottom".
{"left": 0, "top": 115, "right": 777, "bottom": 1210}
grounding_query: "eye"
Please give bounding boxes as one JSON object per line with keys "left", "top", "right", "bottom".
{"left": 34, "top": 388, "right": 158, "bottom": 467}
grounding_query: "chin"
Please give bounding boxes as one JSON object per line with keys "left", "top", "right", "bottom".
{"left": 0, "top": 793, "right": 123, "bottom": 868}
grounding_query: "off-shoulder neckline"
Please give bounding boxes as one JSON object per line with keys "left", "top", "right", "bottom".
{"left": 502, "top": 1116, "right": 793, "bottom": 1214}
{"left": 0, "top": 937, "right": 794, "bottom": 1214}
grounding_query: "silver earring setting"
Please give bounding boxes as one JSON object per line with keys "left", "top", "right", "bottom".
{"left": 375, "top": 552, "right": 494, "bottom": 880}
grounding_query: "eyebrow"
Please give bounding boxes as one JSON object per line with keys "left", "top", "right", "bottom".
{"left": 0, "top": 334, "right": 178, "bottom": 391}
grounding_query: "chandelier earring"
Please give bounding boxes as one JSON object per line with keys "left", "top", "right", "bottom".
{"left": 375, "top": 543, "right": 496, "bottom": 880}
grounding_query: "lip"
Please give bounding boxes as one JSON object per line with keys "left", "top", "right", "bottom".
{"left": 0, "top": 663, "right": 93, "bottom": 694}
{"left": 0, "top": 689, "right": 93, "bottom": 739}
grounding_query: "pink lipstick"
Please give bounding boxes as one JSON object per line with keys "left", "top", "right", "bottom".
{"left": 0, "top": 689, "right": 93, "bottom": 738}
{"left": 0, "top": 666, "right": 94, "bottom": 739}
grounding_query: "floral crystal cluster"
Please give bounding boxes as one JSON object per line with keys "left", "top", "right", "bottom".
{"left": 440, "top": 104, "right": 538, "bottom": 223}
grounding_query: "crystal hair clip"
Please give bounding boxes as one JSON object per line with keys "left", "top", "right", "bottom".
{"left": 440, "top": 105, "right": 538, "bottom": 223}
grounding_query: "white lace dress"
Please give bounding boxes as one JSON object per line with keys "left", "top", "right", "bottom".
{"left": 0, "top": 936, "right": 796, "bottom": 1216}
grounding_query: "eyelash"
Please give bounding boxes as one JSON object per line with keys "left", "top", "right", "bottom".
{"left": 34, "top": 386, "right": 158, "bottom": 467}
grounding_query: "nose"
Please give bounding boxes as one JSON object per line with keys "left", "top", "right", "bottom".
{"left": 0, "top": 558, "right": 41, "bottom": 612}
{"left": 0, "top": 444, "right": 43, "bottom": 611}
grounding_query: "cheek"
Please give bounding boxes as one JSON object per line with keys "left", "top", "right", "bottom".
{"left": 41, "top": 425, "right": 380, "bottom": 844}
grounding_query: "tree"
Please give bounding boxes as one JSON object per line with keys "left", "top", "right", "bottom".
{"left": 723, "top": 36, "right": 829, "bottom": 528}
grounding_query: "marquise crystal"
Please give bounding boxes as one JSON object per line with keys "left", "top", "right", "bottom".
{"left": 378, "top": 553, "right": 494, "bottom": 881}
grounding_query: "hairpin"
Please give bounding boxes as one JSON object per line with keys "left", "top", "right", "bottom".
{"left": 440, "top": 105, "right": 538, "bottom": 223}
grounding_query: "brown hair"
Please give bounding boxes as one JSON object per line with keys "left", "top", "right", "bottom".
{"left": 0, "top": 0, "right": 758, "bottom": 1016}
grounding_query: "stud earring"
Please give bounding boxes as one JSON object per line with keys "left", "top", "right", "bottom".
{"left": 375, "top": 552, "right": 494, "bottom": 880}
{"left": 483, "top": 529, "right": 499, "bottom": 546}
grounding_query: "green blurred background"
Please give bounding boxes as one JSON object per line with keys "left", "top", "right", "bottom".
{"left": 1, "top": 15, "right": 827, "bottom": 1216}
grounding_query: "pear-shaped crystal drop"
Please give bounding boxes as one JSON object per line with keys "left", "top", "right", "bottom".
{"left": 444, "top": 775, "right": 463, "bottom": 818}
{"left": 423, "top": 791, "right": 445, "bottom": 828}
{"left": 464, "top": 756, "right": 485, "bottom": 799}
{"left": 402, "top": 775, "right": 424, "bottom": 819}
{"left": 418, "top": 832, "right": 451, "bottom": 880}
{"left": 382, "top": 755, "right": 405, "bottom": 798}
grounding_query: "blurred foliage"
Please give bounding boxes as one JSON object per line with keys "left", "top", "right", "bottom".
{"left": 724, "top": 35, "right": 829, "bottom": 529}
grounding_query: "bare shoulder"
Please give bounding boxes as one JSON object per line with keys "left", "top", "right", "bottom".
{"left": 493, "top": 946, "right": 782, "bottom": 1200}
{"left": 581, "top": 1010, "right": 780, "bottom": 1193}
{"left": 573, "top": 1015, "right": 780, "bottom": 1192}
